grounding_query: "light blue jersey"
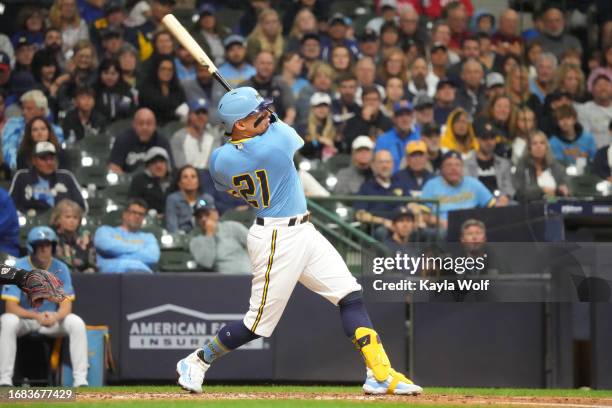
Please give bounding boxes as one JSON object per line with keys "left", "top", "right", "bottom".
{"left": 1, "top": 256, "right": 74, "bottom": 312}
{"left": 209, "top": 120, "right": 306, "bottom": 218}
{"left": 421, "top": 175, "right": 495, "bottom": 221}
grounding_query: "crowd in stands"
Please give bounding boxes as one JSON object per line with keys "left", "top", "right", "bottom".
{"left": 0, "top": 0, "right": 610, "bottom": 274}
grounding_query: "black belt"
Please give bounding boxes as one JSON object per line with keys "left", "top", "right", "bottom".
{"left": 256, "top": 213, "right": 311, "bottom": 227}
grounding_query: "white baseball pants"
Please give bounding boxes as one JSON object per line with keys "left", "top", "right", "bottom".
{"left": 243, "top": 217, "right": 361, "bottom": 337}
{"left": 0, "top": 313, "right": 88, "bottom": 385}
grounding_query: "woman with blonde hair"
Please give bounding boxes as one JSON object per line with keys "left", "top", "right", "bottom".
{"left": 50, "top": 199, "right": 96, "bottom": 273}
{"left": 441, "top": 108, "right": 479, "bottom": 156}
{"left": 295, "top": 61, "right": 336, "bottom": 128}
{"left": 246, "top": 9, "right": 285, "bottom": 62}
{"left": 552, "top": 63, "right": 587, "bottom": 103}
{"left": 299, "top": 92, "right": 337, "bottom": 160}
{"left": 57, "top": 40, "right": 98, "bottom": 112}
{"left": 513, "top": 131, "right": 570, "bottom": 202}
{"left": 286, "top": 8, "right": 318, "bottom": 52}
{"left": 510, "top": 106, "right": 537, "bottom": 165}
{"left": 378, "top": 47, "right": 409, "bottom": 84}
{"left": 48, "top": 0, "right": 89, "bottom": 57}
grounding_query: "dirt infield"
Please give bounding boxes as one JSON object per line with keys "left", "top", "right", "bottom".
{"left": 76, "top": 391, "right": 612, "bottom": 407}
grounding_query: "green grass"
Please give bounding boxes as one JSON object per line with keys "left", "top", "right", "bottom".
{"left": 4, "top": 385, "right": 612, "bottom": 408}
{"left": 80, "top": 385, "right": 612, "bottom": 397}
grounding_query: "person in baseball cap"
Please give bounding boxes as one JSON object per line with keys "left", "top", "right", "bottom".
{"left": 375, "top": 99, "right": 419, "bottom": 172}
{"left": 385, "top": 206, "right": 417, "bottom": 253}
{"left": 217, "top": 87, "right": 274, "bottom": 134}
{"left": 128, "top": 146, "right": 172, "bottom": 214}
{"left": 466, "top": 118, "right": 513, "bottom": 205}
{"left": 220, "top": 35, "right": 255, "bottom": 88}
{"left": 413, "top": 93, "right": 434, "bottom": 129}
{"left": 334, "top": 136, "right": 374, "bottom": 195}
{"left": 395, "top": 140, "right": 433, "bottom": 196}
{"left": 485, "top": 72, "right": 505, "bottom": 99}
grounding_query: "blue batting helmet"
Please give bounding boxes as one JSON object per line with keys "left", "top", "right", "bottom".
{"left": 217, "top": 87, "right": 273, "bottom": 134}
{"left": 27, "top": 226, "right": 58, "bottom": 255}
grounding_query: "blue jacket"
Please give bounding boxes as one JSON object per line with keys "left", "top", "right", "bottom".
{"left": 549, "top": 124, "right": 597, "bottom": 165}
{"left": 0, "top": 188, "right": 19, "bottom": 256}
{"left": 354, "top": 178, "right": 405, "bottom": 218}
{"left": 375, "top": 127, "right": 421, "bottom": 173}
{"left": 93, "top": 226, "right": 160, "bottom": 274}
{"left": 2, "top": 117, "right": 65, "bottom": 170}
{"left": 165, "top": 191, "right": 214, "bottom": 233}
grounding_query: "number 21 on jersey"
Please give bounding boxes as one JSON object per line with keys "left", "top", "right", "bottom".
{"left": 231, "top": 170, "right": 271, "bottom": 208}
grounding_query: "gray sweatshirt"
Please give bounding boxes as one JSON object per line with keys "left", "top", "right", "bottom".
{"left": 189, "top": 221, "right": 251, "bottom": 274}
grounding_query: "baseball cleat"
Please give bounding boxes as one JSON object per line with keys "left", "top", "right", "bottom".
{"left": 362, "top": 368, "right": 423, "bottom": 395}
{"left": 176, "top": 348, "right": 210, "bottom": 393}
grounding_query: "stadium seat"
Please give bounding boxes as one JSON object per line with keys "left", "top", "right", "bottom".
{"left": 160, "top": 232, "right": 190, "bottom": 251}
{"left": 105, "top": 183, "right": 131, "bottom": 206}
{"left": 568, "top": 174, "right": 602, "bottom": 197}
{"left": 220, "top": 208, "right": 256, "bottom": 226}
{"left": 160, "top": 120, "right": 184, "bottom": 139}
{"left": 159, "top": 249, "right": 199, "bottom": 272}
{"left": 78, "top": 134, "right": 112, "bottom": 158}
{"left": 324, "top": 153, "right": 351, "bottom": 174}
{"left": 105, "top": 118, "right": 132, "bottom": 138}
{"left": 77, "top": 164, "right": 110, "bottom": 189}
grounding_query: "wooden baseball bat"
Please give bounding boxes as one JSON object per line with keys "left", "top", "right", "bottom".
{"left": 162, "top": 14, "right": 233, "bottom": 92}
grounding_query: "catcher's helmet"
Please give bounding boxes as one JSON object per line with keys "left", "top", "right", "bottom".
{"left": 217, "top": 87, "right": 273, "bottom": 134}
{"left": 27, "top": 226, "right": 58, "bottom": 255}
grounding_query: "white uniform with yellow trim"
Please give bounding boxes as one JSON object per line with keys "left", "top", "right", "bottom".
{"left": 209, "top": 119, "right": 361, "bottom": 337}
{"left": 0, "top": 256, "right": 88, "bottom": 386}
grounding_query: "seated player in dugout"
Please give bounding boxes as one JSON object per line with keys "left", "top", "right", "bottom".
{"left": 0, "top": 227, "right": 88, "bottom": 387}
{"left": 176, "top": 87, "right": 423, "bottom": 395}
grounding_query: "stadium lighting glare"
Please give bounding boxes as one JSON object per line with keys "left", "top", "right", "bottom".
{"left": 81, "top": 189, "right": 89, "bottom": 200}
{"left": 596, "top": 180, "right": 611, "bottom": 195}
{"left": 107, "top": 172, "right": 119, "bottom": 185}
{"left": 299, "top": 160, "right": 312, "bottom": 171}
{"left": 161, "top": 234, "right": 174, "bottom": 247}
{"left": 187, "top": 260, "right": 198, "bottom": 270}
{"left": 336, "top": 206, "right": 348, "bottom": 218}
{"left": 106, "top": 202, "right": 118, "bottom": 212}
{"left": 18, "top": 215, "right": 26, "bottom": 226}
{"left": 326, "top": 176, "right": 338, "bottom": 189}
{"left": 566, "top": 165, "right": 578, "bottom": 176}
{"left": 81, "top": 156, "right": 94, "bottom": 167}
{"left": 4, "top": 258, "right": 16, "bottom": 267}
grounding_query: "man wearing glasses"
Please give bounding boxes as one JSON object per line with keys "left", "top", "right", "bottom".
{"left": 93, "top": 198, "right": 160, "bottom": 274}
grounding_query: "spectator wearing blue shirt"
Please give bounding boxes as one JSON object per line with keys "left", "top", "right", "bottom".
{"left": 0, "top": 226, "right": 88, "bottom": 387}
{"left": 421, "top": 151, "right": 496, "bottom": 230}
{"left": 355, "top": 150, "right": 405, "bottom": 230}
{"left": 375, "top": 100, "right": 421, "bottom": 173}
{"left": 94, "top": 198, "right": 160, "bottom": 274}
{"left": 395, "top": 140, "right": 434, "bottom": 197}
{"left": 320, "top": 13, "right": 361, "bottom": 61}
{"left": 2, "top": 90, "right": 64, "bottom": 171}
{"left": 217, "top": 35, "right": 256, "bottom": 90}
{"left": 0, "top": 187, "right": 19, "bottom": 257}
{"left": 165, "top": 165, "right": 215, "bottom": 234}
{"left": 549, "top": 104, "right": 597, "bottom": 165}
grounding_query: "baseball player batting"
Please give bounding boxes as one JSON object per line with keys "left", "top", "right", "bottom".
{"left": 176, "top": 87, "right": 422, "bottom": 395}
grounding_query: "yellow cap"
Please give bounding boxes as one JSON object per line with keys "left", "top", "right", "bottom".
{"left": 406, "top": 140, "right": 427, "bottom": 155}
